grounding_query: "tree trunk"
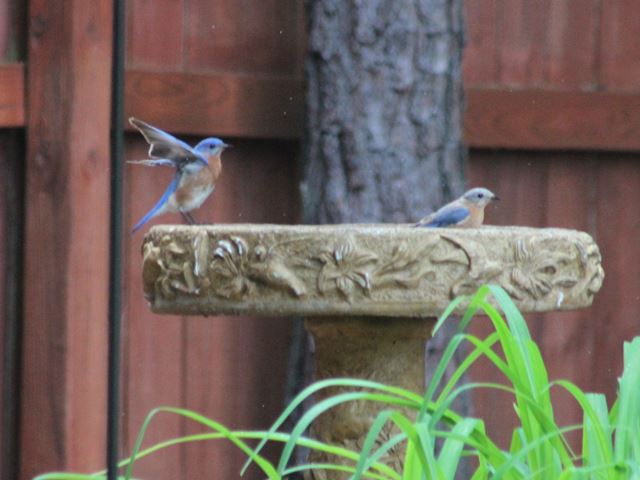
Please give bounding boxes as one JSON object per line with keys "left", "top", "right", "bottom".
{"left": 302, "top": 0, "right": 466, "bottom": 225}
{"left": 290, "top": 0, "right": 470, "bottom": 477}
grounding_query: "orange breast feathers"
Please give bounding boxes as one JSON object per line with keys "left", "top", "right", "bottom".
{"left": 173, "top": 159, "right": 219, "bottom": 211}
{"left": 461, "top": 202, "right": 485, "bottom": 227}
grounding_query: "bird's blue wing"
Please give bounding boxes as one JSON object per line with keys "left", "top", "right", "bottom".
{"left": 132, "top": 173, "right": 180, "bottom": 234}
{"left": 129, "top": 117, "right": 206, "bottom": 166}
{"left": 418, "top": 206, "right": 470, "bottom": 228}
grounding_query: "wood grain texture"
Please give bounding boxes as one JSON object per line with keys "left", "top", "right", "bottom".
{"left": 21, "top": 1, "right": 112, "bottom": 478}
{"left": 495, "top": 0, "right": 550, "bottom": 85}
{"left": 185, "top": 0, "right": 303, "bottom": 75}
{"left": 465, "top": 88, "right": 640, "bottom": 151}
{"left": 591, "top": 154, "right": 640, "bottom": 397}
{"left": 125, "top": 70, "right": 303, "bottom": 139}
{"left": 599, "top": 1, "right": 640, "bottom": 91}
{"left": 465, "top": 0, "right": 599, "bottom": 88}
{"left": 0, "top": 63, "right": 24, "bottom": 127}
{"left": 546, "top": 0, "right": 599, "bottom": 88}
{"left": 463, "top": 0, "right": 498, "bottom": 84}
{"left": 0, "top": 0, "right": 25, "bottom": 61}
{"left": 126, "top": 0, "right": 184, "bottom": 69}
{"left": 7, "top": 65, "right": 640, "bottom": 150}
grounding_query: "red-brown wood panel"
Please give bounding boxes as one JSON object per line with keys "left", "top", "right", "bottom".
{"left": 600, "top": 1, "right": 640, "bottom": 91}
{"left": 465, "top": 0, "right": 599, "bottom": 90}
{"left": 21, "top": 1, "right": 112, "bottom": 479}
{"left": 495, "top": 0, "right": 550, "bottom": 86}
{"left": 463, "top": 0, "right": 498, "bottom": 85}
{"left": 591, "top": 155, "right": 640, "bottom": 396}
{"left": 122, "top": 2, "right": 303, "bottom": 476}
{"left": 126, "top": 0, "right": 185, "bottom": 69}
{"left": 0, "top": 64, "right": 24, "bottom": 127}
{"left": 546, "top": 0, "right": 599, "bottom": 88}
{"left": 125, "top": 70, "right": 303, "bottom": 139}
{"left": 185, "top": 0, "right": 303, "bottom": 75}
{"left": 465, "top": 89, "right": 640, "bottom": 151}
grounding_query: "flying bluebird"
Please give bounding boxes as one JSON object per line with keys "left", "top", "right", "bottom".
{"left": 415, "top": 187, "right": 499, "bottom": 228}
{"left": 128, "top": 117, "right": 231, "bottom": 233}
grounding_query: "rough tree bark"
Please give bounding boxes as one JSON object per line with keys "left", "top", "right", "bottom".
{"left": 302, "top": 0, "right": 466, "bottom": 224}
{"left": 291, "top": 0, "right": 471, "bottom": 476}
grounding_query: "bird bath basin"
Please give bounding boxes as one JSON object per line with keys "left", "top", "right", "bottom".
{"left": 141, "top": 224, "right": 604, "bottom": 474}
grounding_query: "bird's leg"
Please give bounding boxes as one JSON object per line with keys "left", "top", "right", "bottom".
{"left": 180, "top": 210, "right": 197, "bottom": 225}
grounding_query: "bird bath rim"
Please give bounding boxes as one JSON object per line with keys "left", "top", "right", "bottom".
{"left": 141, "top": 224, "right": 604, "bottom": 318}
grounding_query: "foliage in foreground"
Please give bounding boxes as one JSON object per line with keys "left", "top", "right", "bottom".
{"left": 36, "top": 285, "right": 640, "bottom": 479}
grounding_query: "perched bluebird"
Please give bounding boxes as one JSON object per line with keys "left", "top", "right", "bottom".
{"left": 415, "top": 187, "right": 499, "bottom": 228}
{"left": 128, "top": 117, "right": 231, "bottom": 233}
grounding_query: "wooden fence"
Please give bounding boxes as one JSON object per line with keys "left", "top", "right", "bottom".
{"left": 1, "top": 1, "right": 639, "bottom": 479}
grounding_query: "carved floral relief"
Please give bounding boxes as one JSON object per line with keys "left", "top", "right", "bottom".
{"left": 142, "top": 227, "right": 604, "bottom": 314}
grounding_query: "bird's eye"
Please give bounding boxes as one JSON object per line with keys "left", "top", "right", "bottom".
{"left": 477, "top": 193, "right": 484, "bottom": 198}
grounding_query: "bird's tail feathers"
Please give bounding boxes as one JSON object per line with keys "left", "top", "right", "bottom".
{"left": 131, "top": 174, "right": 180, "bottom": 234}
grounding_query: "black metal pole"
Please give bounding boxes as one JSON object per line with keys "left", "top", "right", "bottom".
{"left": 107, "top": 0, "right": 125, "bottom": 478}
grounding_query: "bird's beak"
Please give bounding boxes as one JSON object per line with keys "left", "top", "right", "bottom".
{"left": 492, "top": 195, "right": 500, "bottom": 202}
{"left": 223, "top": 143, "right": 233, "bottom": 149}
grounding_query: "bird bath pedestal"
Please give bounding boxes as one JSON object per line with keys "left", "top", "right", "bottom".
{"left": 141, "top": 224, "right": 603, "bottom": 476}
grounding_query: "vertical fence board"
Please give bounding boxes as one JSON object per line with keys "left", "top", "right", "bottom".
{"left": 546, "top": 0, "right": 599, "bottom": 88}
{"left": 600, "top": 1, "right": 640, "bottom": 91}
{"left": 20, "top": 1, "right": 112, "bottom": 478}
{"left": 495, "top": 0, "right": 550, "bottom": 85}
{"left": 463, "top": 0, "right": 498, "bottom": 85}
{"left": 123, "top": 4, "right": 199, "bottom": 477}
{"left": 185, "top": 0, "right": 302, "bottom": 75}
{"left": 591, "top": 155, "right": 640, "bottom": 396}
{"left": 126, "top": 0, "right": 184, "bottom": 69}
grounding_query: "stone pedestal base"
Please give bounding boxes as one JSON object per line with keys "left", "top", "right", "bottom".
{"left": 304, "top": 317, "right": 433, "bottom": 478}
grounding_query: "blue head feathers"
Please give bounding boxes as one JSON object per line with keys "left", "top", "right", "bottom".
{"left": 195, "top": 137, "right": 231, "bottom": 155}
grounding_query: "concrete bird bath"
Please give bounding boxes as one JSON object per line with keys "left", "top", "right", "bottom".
{"left": 141, "top": 224, "right": 604, "bottom": 474}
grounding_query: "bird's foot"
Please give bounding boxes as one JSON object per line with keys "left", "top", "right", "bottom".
{"left": 181, "top": 211, "right": 197, "bottom": 225}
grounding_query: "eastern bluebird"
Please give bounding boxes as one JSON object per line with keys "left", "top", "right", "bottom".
{"left": 128, "top": 117, "right": 231, "bottom": 233}
{"left": 415, "top": 187, "right": 499, "bottom": 228}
